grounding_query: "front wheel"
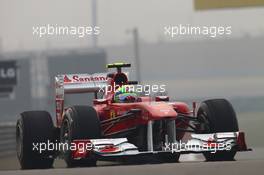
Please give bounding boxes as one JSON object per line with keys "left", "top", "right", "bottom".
{"left": 60, "top": 106, "right": 101, "bottom": 167}
{"left": 16, "top": 111, "right": 55, "bottom": 169}
{"left": 197, "top": 99, "right": 238, "bottom": 161}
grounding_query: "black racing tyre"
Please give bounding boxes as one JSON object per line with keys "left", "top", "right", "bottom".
{"left": 60, "top": 106, "right": 101, "bottom": 167}
{"left": 16, "top": 111, "right": 55, "bottom": 169}
{"left": 197, "top": 99, "right": 238, "bottom": 161}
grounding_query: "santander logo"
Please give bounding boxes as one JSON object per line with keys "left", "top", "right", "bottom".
{"left": 64, "top": 75, "right": 72, "bottom": 83}
{"left": 64, "top": 75, "right": 107, "bottom": 83}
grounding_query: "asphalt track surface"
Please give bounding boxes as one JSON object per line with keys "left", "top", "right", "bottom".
{"left": 0, "top": 148, "right": 264, "bottom": 175}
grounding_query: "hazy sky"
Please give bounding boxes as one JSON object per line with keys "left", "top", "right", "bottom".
{"left": 1, "top": 0, "right": 264, "bottom": 51}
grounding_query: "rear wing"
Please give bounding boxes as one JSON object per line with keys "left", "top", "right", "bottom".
{"left": 55, "top": 73, "right": 108, "bottom": 94}
{"left": 55, "top": 73, "right": 108, "bottom": 126}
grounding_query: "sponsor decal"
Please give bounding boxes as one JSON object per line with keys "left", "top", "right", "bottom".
{"left": 204, "top": 138, "right": 219, "bottom": 147}
{"left": 63, "top": 74, "right": 107, "bottom": 83}
{"left": 64, "top": 75, "right": 72, "bottom": 83}
{"left": 0, "top": 60, "right": 17, "bottom": 85}
{"left": 110, "top": 110, "right": 116, "bottom": 119}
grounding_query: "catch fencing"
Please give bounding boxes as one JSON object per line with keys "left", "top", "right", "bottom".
{"left": 0, "top": 122, "right": 16, "bottom": 157}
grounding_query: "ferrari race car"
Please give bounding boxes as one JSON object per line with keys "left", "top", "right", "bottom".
{"left": 16, "top": 63, "right": 250, "bottom": 169}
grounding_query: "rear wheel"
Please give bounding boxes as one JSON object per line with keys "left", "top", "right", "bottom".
{"left": 16, "top": 111, "right": 55, "bottom": 169}
{"left": 60, "top": 106, "right": 101, "bottom": 167}
{"left": 197, "top": 99, "right": 238, "bottom": 161}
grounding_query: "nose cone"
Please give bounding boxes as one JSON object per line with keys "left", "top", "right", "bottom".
{"left": 143, "top": 102, "right": 177, "bottom": 119}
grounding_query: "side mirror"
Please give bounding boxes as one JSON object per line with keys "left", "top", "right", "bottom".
{"left": 93, "top": 99, "right": 108, "bottom": 105}
{"left": 155, "top": 96, "right": 169, "bottom": 102}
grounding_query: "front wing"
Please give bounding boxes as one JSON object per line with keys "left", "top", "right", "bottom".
{"left": 71, "top": 132, "right": 250, "bottom": 161}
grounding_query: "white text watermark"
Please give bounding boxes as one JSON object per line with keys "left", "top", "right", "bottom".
{"left": 32, "top": 24, "right": 100, "bottom": 38}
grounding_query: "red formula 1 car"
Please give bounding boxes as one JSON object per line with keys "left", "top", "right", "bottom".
{"left": 16, "top": 63, "right": 250, "bottom": 169}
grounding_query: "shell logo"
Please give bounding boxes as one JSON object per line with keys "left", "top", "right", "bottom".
{"left": 110, "top": 110, "right": 116, "bottom": 119}
{"left": 64, "top": 75, "right": 72, "bottom": 83}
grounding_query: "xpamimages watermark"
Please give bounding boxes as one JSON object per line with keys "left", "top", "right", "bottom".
{"left": 32, "top": 24, "right": 100, "bottom": 38}
{"left": 164, "top": 24, "right": 232, "bottom": 38}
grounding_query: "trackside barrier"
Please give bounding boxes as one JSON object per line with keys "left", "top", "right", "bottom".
{"left": 0, "top": 122, "right": 16, "bottom": 157}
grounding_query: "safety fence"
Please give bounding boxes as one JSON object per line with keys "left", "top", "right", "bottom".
{"left": 0, "top": 122, "right": 16, "bottom": 157}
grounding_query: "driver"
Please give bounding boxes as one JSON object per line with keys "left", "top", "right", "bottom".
{"left": 114, "top": 85, "right": 138, "bottom": 103}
